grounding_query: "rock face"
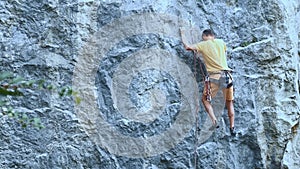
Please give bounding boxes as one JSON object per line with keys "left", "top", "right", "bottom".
{"left": 0, "top": 0, "right": 299, "bottom": 168}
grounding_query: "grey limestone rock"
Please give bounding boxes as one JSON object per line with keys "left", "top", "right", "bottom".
{"left": 0, "top": 0, "right": 299, "bottom": 169}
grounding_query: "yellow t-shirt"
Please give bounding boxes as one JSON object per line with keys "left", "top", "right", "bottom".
{"left": 196, "top": 39, "right": 231, "bottom": 72}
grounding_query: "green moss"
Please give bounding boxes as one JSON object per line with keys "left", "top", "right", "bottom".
{"left": 240, "top": 37, "right": 258, "bottom": 47}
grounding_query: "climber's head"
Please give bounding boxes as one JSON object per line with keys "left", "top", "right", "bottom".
{"left": 202, "top": 29, "right": 215, "bottom": 41}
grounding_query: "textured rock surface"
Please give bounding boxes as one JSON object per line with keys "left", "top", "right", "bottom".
{"left": 0, "top": 0, "right": 299, "bottom": 169}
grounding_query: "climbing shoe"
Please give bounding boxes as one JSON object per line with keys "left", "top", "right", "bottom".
{"left": 230, "top": 127, "right": 236, "bottom": 136}
{"left": 215, "top": 121, "right": 220, "bottom": 129}
{"left": 209, "top": 120, "right": 219, "bottom": 131}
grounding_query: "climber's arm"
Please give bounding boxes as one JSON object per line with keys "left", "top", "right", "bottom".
{"left": 180, "top": 29, "right": 198, "bottom": 51}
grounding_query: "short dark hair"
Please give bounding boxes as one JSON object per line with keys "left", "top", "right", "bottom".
{"left": 202, "top": 29, "right": 214, "bottom": 36}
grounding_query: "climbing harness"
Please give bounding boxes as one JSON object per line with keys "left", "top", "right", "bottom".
{"left": 208, "top": 70, "right": 234, "bottom": 89}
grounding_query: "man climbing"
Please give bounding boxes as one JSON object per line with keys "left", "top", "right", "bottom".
{"left": 180, "top": 29, "right": 236, "bottom": 136}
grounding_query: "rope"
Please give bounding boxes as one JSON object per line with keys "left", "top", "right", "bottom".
{"left": 192, "top": 50, "right": 200, "bottom": 169}
{"left": 183, "top": 24, "right": 209, "bottom": 169}
{"left": 193, "top": 50, "right": 208, "bottom": 169}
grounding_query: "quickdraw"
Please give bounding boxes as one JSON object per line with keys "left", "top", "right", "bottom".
{"left": 224, "top": 71, "right": 233, "bottom": 88}
{"left": 205, "top": 75, "right": 212, "bottom": 101}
